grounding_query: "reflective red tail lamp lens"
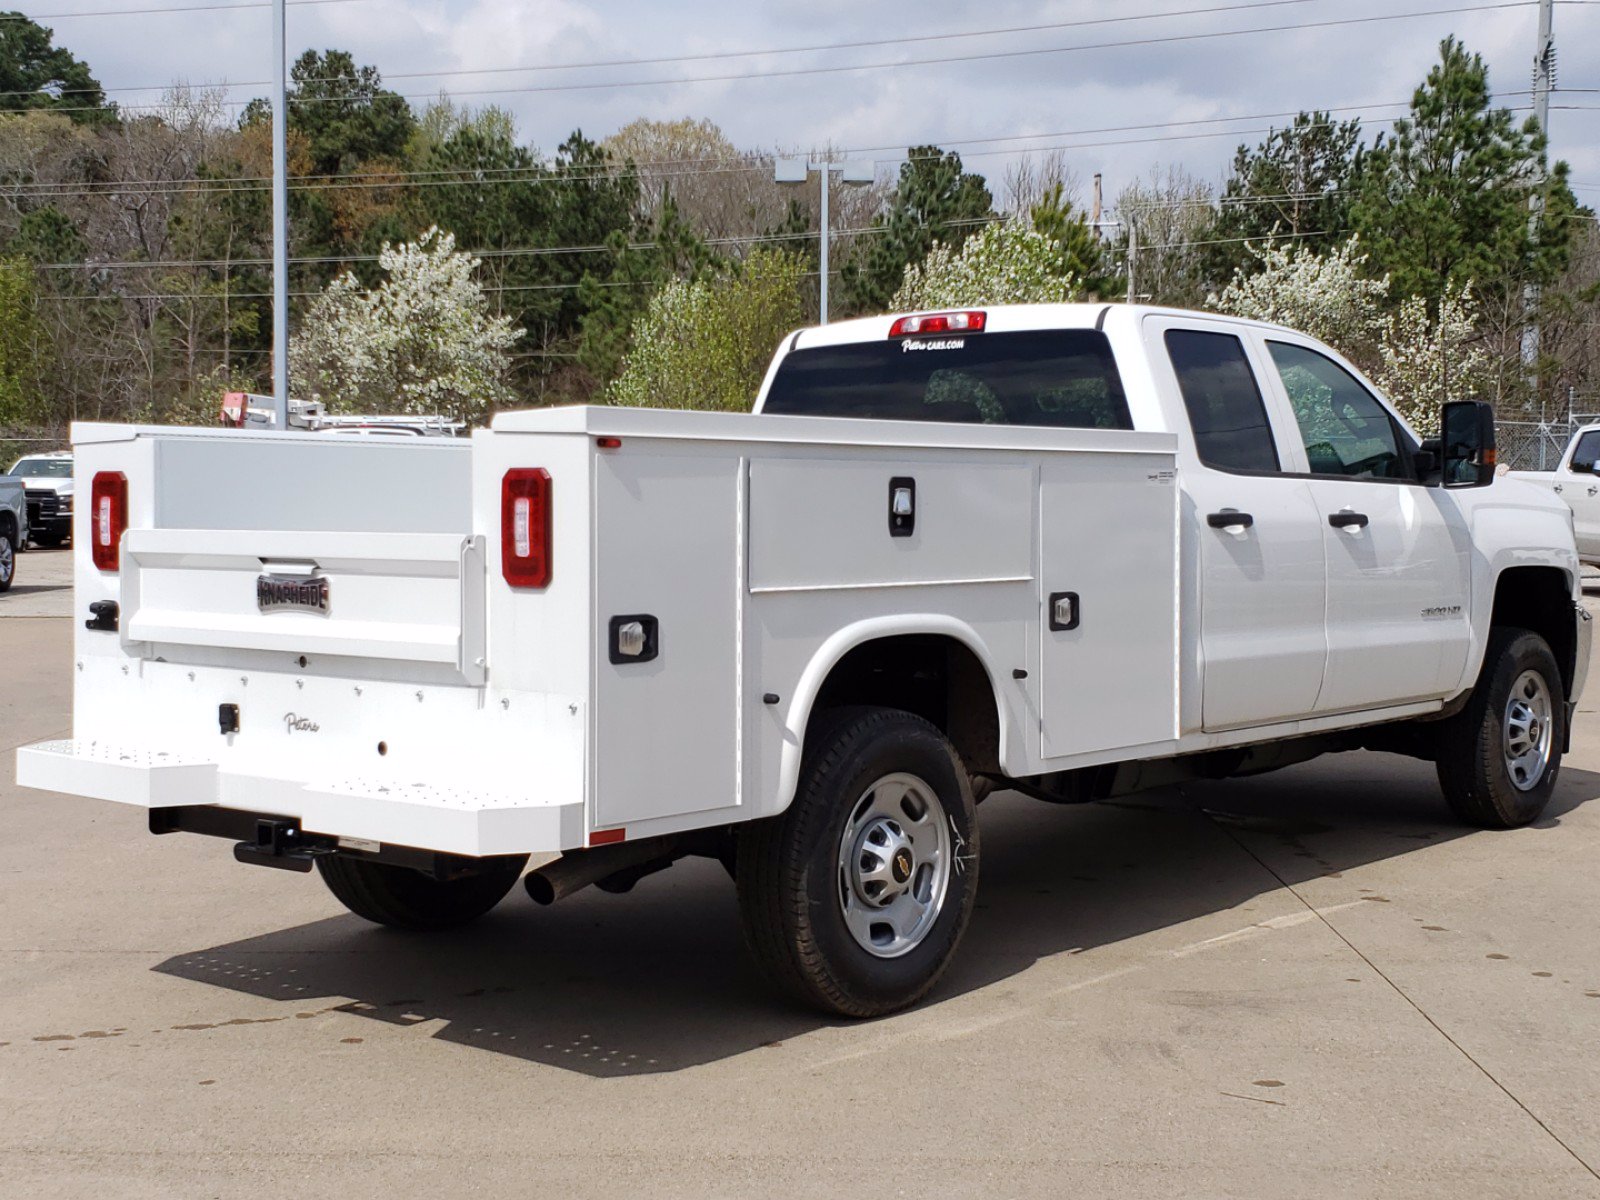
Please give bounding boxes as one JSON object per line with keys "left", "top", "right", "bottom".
{"left": 501, "top": 468, "right": 551, "bottom": 588}
{"left": 90, "top": 471, "right": 127, "bottom": 572}
{"left": 888, "top": 310, "right": 986, "bottom": 337}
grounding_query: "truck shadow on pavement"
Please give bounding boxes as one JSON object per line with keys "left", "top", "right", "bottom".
{"left": 153, "top": 752, "right": 1600, "bottom": 1078}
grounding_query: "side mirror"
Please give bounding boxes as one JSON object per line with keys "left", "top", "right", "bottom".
{"left": 1440, "top": 399, "right": 1496, "bottom": 488}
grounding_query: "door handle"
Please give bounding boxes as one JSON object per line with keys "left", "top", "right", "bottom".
{"left": 1206, "top": 510, "right": 1253, "bottom": 529}
{"left": 1554, "top": 483, "right": 1564, "bottom": 493}
{"left": 1588, "top": 486, "right": 1597, "bottom": 497}
{"left": 1328, "top": 511, "right": 1369, "bottom": 530}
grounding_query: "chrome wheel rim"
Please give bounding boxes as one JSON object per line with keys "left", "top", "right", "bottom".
{"left": 0, "top": 537, "right": 14, "bottom": 584}
{"left": 837, "top": 772, "right": 952, "bottom": 959}
{"left": 1503, "top": 669, "right": 1554, "bottom": 792}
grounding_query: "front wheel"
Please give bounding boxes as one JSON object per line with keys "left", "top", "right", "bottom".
{"left": 1437, "top": 627, "right": 1565, "bottom": 829}
{"left": 737, "top": 707, "right": 978, "bottom": 1018}
{"left": 317, "top": 854, "right": 528, "bottom": 931}
{"left": 0, "top": 527, "right": 16, "bottom": 592}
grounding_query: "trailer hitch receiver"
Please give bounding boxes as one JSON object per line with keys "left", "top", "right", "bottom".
{"left": 232, "top": 818, "right": 332, "bottom": 873}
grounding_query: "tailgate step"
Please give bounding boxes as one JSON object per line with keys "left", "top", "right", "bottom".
{"left": 16, "top": 739, "right": 218, "bottom": 807}
{"left": 301, "top": 777, "right": 583, "bottom": 857}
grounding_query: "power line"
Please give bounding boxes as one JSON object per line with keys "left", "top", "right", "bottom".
{"left": 0, "top": 104, "right": 1484, "bottom": 204}
{"left": 1, "top": 0, "right": 375, "bottom": 19}
{"left": 5, "top": 0, "right": 1546, "bottom": 114}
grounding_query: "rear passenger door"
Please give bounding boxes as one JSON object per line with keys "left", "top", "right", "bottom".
{"left": 1147, "top": 318, "right": 1328, "bottom": 732}
{"left": 1258, "top": 337, "right": 1471, "bottom": 712}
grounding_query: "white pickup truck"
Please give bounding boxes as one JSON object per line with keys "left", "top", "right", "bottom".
{"left": 17, "top": 304, "right": 1591, "bottom": 1017}
{"left": 1511, "top": 423, "right": 1600, "bottom": 565}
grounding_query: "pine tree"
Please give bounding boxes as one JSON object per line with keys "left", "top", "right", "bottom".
{"left": 840, "top": 146, "right": 993, "bottom": 315}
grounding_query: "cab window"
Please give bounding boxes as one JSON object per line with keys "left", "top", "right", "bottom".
{"left": 1165, "top": 329, "right": 1280, "bottom": 473}
{"left": 1267, "top": 342, "right": 1412, "bottom": 480}
{"left": 1570, "top": 430, "right": 1600, "bottom": 472}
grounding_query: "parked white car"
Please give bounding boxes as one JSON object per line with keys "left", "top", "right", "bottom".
{"left": 1510, "top": 423, "right": 1600, "bottom": 565}
{"left": 17, "top": 304, "right": 1591, "bottom": 1016}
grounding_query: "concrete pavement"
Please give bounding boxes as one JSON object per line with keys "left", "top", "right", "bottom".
{"left": 3, "top": 597, "right": 1600, "bottom": 1197}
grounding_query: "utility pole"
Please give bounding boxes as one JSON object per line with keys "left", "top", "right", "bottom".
{"left": 775, "top": 157, "right": 874, "bottom": 324}
{"left": 1521, "top": 0, "right": 1555, "bottom": 379}
{"left": 1125, "top": 216, "right": 1138, "bottom": 305}
{"left": 271, "top": 0, "right": 289, "bottom": 429}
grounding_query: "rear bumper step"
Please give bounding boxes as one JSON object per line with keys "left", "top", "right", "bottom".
{"left": 18, "top": 739, "right": 584, "bottom": 856}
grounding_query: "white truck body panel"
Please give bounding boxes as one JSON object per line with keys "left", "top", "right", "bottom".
{"left": 18, "top": 304, "right": 1589, "bottom": 863}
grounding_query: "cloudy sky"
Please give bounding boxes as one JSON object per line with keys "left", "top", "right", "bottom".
{"left": 31, "top": 0, "right": 1600, "bottom": 208}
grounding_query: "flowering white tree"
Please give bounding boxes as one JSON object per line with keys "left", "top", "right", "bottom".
{"left": 1209, "top": 236, "right": 1387, "bottom": 351}
{"left": 290, "top": 227, "right": 523, "bottom": 424}
{"left": 891, "top": 218, "right": 1082, "bottom": 311}
{"left": 1209, "top": 236, "right": 1495, "bottom": 434}
{"left": 1371, "top": 287, "right": 1495, "bottom": 430}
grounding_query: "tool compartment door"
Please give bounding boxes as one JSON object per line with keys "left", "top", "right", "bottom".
{"left": 1039, "top": 451, "right": 1179, "bottom": 759}
{"left": 591, "top": 447, "right": 743, "bottom": 829}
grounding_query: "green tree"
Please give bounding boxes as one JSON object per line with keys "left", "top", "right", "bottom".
{"left": 1209, "top": 111, "right": 1364, "bottom": 279}
{"left": 411, "top": 107, "right": 551, "bottom": 328}
{"left": 840, "top": 146, "right": 993, "bottom": 315}
{"left": 0, "top": 256, "right": 48, "bottom": 427}
{"left": 1352, "top": 37, "right": 1575, "bottom": 301}
{"left": 1028, "top": 183, "right": 1114, "bottom": 296}
{"left": 281, "top": 49, "right": 414, "bottom": 177}
{"left": 608, "top": 247, "right": 807, "bottom": 411}
{"left": 242, "top": 51, "right": 417, "bottom": 281}
{"left": 577, "top": 187, "right": 717, "bottom": 385}
{"left": 0, "top": 14, "right": 112, "bottom": 124}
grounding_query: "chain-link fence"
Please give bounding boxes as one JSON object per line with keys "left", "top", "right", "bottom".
{"left": 1497, "top": 416, "right": 1600, "bottom": 472}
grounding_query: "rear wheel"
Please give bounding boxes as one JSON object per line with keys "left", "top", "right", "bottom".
{"left": 1437, "top": 627, "right": 1564, "bottom": 829}
{"left": 737, "top": 707, "right": 978, "bottom": 1017}
{"left": 317, "top": 854, "right": 528, "bottom": 931}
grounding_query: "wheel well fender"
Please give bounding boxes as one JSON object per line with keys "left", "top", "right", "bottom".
{"left": 774, "top": 617, "right": 1008, "bottom": 814}
{"left": 1489, "top": 565, "right": 1579, "bottom": 697}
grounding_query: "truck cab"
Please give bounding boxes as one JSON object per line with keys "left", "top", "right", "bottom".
{"left": 1510, "top": 422, "right": 1600, "bottom": 564}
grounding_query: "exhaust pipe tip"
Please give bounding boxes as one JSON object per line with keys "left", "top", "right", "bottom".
{"left": 523, "top": 869, "right": 558, "bottom": 906}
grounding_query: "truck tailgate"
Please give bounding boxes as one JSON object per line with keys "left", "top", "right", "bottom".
{"left": 120, "top": 528, "right": 486, "bottom": 683}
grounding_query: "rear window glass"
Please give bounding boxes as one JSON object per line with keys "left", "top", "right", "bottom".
{"left": 762, "top": 329, "right": 1133, "bottom": 430}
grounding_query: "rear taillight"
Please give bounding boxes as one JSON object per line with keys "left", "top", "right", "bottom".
{"left": 501, "top": 468, "right": 551, "bottom": 588}
{"left": 90, "top": 471, "right": 127, "bottom": 572}
{"left": 888, "top": 310, "right": 987, "bottom": 337}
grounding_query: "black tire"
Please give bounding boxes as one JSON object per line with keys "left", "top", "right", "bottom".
{"left": 1437, "top": 627, "right": 1564, "bottom": 829}
{"left": 736, "top": 706, "right": 978, "bottom": 1018}
{"left": 317, "top": 853, "right": 528, "bottom": 931}
{"left": 0, "top": 526, "right": 16, "bottom": 593}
